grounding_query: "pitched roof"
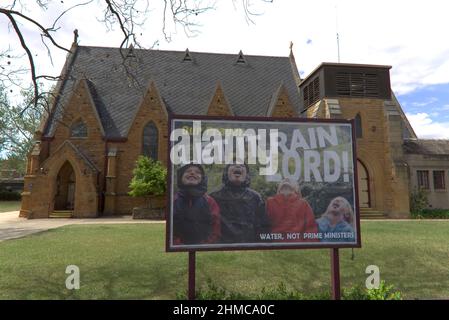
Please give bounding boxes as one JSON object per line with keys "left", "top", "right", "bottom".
{"left": 391, "top": 92, "right": 417, "bottom": 139}
{"left": 403, "top": 139, "right": 449, "bottom": 155}
{"left": 44, "top": 46, "right": 302, "bottom": 138}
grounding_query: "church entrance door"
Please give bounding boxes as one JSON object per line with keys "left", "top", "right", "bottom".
{"left": 54, "top": 161, "right": 76, "bottom": 211}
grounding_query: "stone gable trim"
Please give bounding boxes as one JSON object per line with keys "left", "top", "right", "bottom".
{"left": 81, "top": 79, "right": 106, "bottom": 137}
{"left": 266, "top": 82, "right": 297, "bottom": 117}
{"left": 125, "top": 80, "right": 169, "bottom": 138}
{"left": 40, "top": 140, "right": 99, "bottom": 173}
{"left": 42, "top": 79, "right": 106, "bottom": 139}
{"left": 206, "top": 81, "right": 234, "bottom": 116}
{"left": 40, "top": 43, "right": 80, "bottom": 137}
{"left": 289, "top": 49, "right": 302, "bottom": 86}
{"left": 266, "top": 82, "right": 284, "bottom": 116}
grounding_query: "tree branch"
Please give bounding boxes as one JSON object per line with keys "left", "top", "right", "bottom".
{"left": 2, "top": 10, "right": 39, "bottom": 109}
{"left": 104, "top": 0, "right": 131, "bottom": 50}
{"left": 0, "top": 9, "right": 71, "bottom": 54}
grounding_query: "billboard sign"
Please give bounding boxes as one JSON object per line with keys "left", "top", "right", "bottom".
{"left": 166, "top": 116, "right": 361, "bottom": 251}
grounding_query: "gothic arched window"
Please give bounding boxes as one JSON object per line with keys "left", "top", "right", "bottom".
{"left": 142, "top": 122, "right": 158, "bottom": 159}
{"left": 355, "top": 114, "right": 363, "bottom": 138}
{"left": 70, "top": 120, "right": 87, "bottom": 138}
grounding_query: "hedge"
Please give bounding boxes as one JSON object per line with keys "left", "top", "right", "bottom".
{"left": 411, "top": 208, "right": 449, "bottom": 219}
{"left": 0, "top": 190, "right": 22, "bottom": 201}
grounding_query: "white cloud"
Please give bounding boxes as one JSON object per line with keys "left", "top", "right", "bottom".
{"left": 3, "top": 0, "right": 449, "bottom": 99}
{"left": 411, "top": 97, "right": 438, "bottom": 107}
{"left": 406, "top": 113, "right": 449, "bottom": 139}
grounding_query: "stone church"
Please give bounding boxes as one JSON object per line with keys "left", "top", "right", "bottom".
{"left": 20, "top": 42, "right": 449, "bottom": 219}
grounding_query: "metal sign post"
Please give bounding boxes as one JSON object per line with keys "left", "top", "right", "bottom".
{"left": 330, "top": 248, "right": 341, "bottom": 300}
{"left": 188, "top": 251, "right": 196, "bottom": 300}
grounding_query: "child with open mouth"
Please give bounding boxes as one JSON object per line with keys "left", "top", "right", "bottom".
{"left": 172, "top": 164, "right": 221, "bottom": 245}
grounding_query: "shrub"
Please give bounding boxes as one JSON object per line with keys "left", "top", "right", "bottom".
{"left": 410, "top": 187, "right": 428, "bottom": 215}
{"left": 176, "top": 278, "right": 247, "bottom": 300}
{"left": 365, "top": 281, "right": 402, "bottom": 300}
{"left": 341, "top": 285, "right": 368, "bottom": 300}
{"left": 128, "top": 156, "right": 167, "bottom": 208}
{"left": 412, "top": 208, "right": 449, "bottom": 219}
{"left": 177, "top": 279, "right": 402, "bottom": 300}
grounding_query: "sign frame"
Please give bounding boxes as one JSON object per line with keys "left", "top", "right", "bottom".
{"left": 166, "top": 114, "right": 362, "bottom": 252}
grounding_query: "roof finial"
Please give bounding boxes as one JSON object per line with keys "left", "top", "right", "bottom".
{"left": 289, "top": 41, "right": 293, "bottom": 51}
{"left": 73, "top": 29, "right": 79, "bottom": 45}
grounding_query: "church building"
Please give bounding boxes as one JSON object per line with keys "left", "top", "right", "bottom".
{"left": 19, "top": 42, "right": 449, "bottom": 219}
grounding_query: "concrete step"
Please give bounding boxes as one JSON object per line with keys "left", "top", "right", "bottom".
{"left": 360, "top": 209, "right": 387, "bottom": 219}
{"left": 361, "top": 215, "right": 387, "bottom": 220}
{"left": 49, "top": 210, "right": 73, "bottom": 218}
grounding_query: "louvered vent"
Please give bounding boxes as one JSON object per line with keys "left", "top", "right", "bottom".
{"left": 336, "top": 72, "right": 379, "bottom": 97}
{"left": 236, "top": 50, "right": 246, "bottom": 64}
{"left": 183, "top": 48, "right": 193, "bottom": 62}
{"left": 303, "top": 76, "right": 320, "bottom": 107}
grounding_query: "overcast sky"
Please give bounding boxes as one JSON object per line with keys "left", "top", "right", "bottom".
{"left": 2, "top": 0, "right": 449, "bottom": 138}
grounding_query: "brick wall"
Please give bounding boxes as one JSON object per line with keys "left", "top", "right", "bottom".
{"left": 22, "top": 79, "right": 307, "bottom": 218}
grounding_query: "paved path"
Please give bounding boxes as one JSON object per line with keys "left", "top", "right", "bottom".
{"left": 1, "top": 211, "right": 448, "bottom": 242}
{"left": 0, "top": 211, "right": 164, "bottom": 242}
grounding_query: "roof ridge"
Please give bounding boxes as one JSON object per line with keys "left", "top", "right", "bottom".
{"left": 406, "top": 139, "right": 449, "bottom": 141}
{"left": 47, "top": 45, "right": 302, "bottom": 138}
{"left": 76, "top": 45, "right": 290, "bottom": 59}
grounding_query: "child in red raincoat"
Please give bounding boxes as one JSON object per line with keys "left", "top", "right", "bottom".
{"left": 266, "top": 178, "right": 318, "bottom": 242}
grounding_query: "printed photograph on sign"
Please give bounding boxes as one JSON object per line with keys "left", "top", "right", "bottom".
{"left": 167, "top": 117, "right": 360, "bottom": 251}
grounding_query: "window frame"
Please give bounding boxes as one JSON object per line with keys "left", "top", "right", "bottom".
{"left": 355, "top": 113, "right": 363, "bottom": 138}
{"left": 303, "top": 76, "right": 320, "bottom": 108}
{"left": 142, "top": 121, "right": 159, "bottom": 160}
{"left": 433, "top": 170, "right": 446, "bottom": 190}
{"left": 70, "top": 120, "right": 88, "bottom": 138}
{"left": 416, "top": 170, "right": 430, "bottom": 190}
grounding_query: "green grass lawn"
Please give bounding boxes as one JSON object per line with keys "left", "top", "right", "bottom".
{"left": 0, "top": 201, "right": 21, "bottom": 213}
{"left": 0, "top": 221, "right": 448, "bottom": 299}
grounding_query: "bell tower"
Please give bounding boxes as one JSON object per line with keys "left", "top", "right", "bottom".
{"left": 299, "top": 63, "right": 414, "bottom": 218}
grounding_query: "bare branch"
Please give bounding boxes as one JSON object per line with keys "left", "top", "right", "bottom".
{"left": 0, "top": 8, "right": 71, "bottom": 53}
{"left": 0, "top": 50, "right": 28, "bottom": 90}
{"left": 2, "top": 10, "right": 39, "bottom": 109}
{"left": 51, "top": 0, "right": 94, "bottom": 31}
{"left": 104, "top": 0, "right": 130, "bottom": 49}
{"left": 162, "top": 0, "right": 214, "bottom": 42}
{"left": 35, "top": 75, "right": 63, "bottom": 81}
{"left": 1, "top": 0, "right": 271, "bottom": 117}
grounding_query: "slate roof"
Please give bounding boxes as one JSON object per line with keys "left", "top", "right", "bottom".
{"left": 44, "top": 46, "right": 302, "bottom": 139}
{"left": 403, "top": 139, "right": 449, "bottom": 155}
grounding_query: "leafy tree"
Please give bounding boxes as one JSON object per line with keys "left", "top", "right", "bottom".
{"left": 129, "top": 156, "right": 167, "bottom": 208}
{"left": 0, "top": 85, "right": 45, "bottom": 174}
